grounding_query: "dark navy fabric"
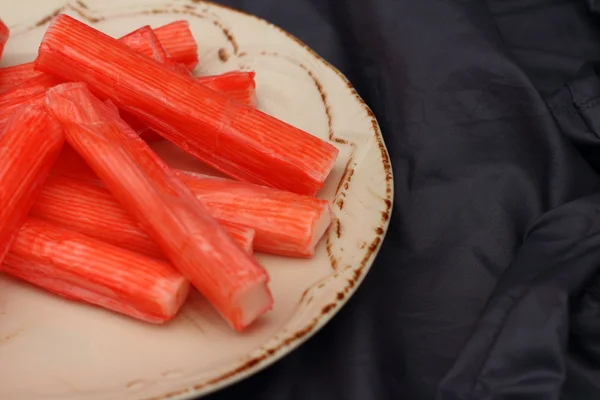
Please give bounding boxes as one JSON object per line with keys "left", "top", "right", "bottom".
{"left": 205, "top": 1, "right": 600, "bottom": 399}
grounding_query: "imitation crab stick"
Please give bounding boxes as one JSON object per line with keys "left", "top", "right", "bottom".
{"left": 0, "top": 105, "right": 64, "bottom": 263}
{"left": 0, "top": 68, "right": 256, "bottom": 132}
{"left": 0, "top": 74, "right": 61, "bottom": 126}
{"left": 0, "top": 26, "right": 246, "bottom": 115}
{"left": 176, "top": 171, "right": 332, "bottom": 257}
{"left": 0, "top": 73, "right": 59, "bottom": 105}
{"left": 0, "top": 63, "right": 43, "bottom": 93}
{"left": 0, "top": 30, "right": 250, "bottom": 110}
{"left": 119, "top": 25, "right": 190, "bottom": 75}
{"left": 198, "top": 71, "right": 257, "bottom": 108}
{"left": 2, "top": 218, "right": 190, "bottom": 324}
{"left": 120, "top": 26, "right": 173, "bottom": 63}
{"left": 153, "top": 20, "right": 198, "bottom": 70}
{"left": 0, "top": 38, "right": 253, "bottom": 138}
{"left": 30, "top": 175, "right": 256, "bottom": 257}
{"left": 50, "top": 147, "right": 331, "bottom": 257}
{"left": 0, "top": 63, "right": 42, "bottom": 92}
{"left": 137, "top": 70, "right": 258, "bottom": 142}
{"left": 0, "top": 21, "right": 196, "bottom": 92}
{"left": 45, "top": 82, "right": 272, "bottom": 331}
{"left": 117, "top": 26, "right": 255, "bottom": 141}
{"left": 0, "top": 25, "right": 183, "bottom": 104}
{"left": 0, "top": 19, "right": 8, "bottom": 60}
{"left": 120, "top": 26, "right": 255, "bottom": 105}
{"left": 135, "top": 71, "right": 258, "bottom": 141}
{"left": 115, "top": 25, "right": 188, "bottom": 140}
{"left": 35, "top": 14, "right": 339, "bottom": 196}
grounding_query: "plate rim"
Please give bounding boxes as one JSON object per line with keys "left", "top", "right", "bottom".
{"left": 3, "top": 1, "right": 395, "bottom": 399}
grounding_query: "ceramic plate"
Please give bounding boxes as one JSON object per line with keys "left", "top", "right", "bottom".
{"left": 0, "top": 1, "right": 393, "bottom": 399}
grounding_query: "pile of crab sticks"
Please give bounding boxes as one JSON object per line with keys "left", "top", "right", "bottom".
{"left": 0, "top": 14, "right": 338, "bottom": 332}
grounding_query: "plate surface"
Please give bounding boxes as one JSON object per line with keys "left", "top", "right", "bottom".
{"left": 0, "top": 1, "right": 393, "bottom": 399}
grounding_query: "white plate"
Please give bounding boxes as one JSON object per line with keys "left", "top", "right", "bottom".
{"left": 0, "top": 1, "right": 394, "bottom": 399}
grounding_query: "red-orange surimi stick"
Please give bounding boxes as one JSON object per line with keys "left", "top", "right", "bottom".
{"left": 0, "top": 22, "right": 194, "bottom": 92}
{"left": 0, "top": 105, "right": 64, "bottom": 263}
{"left": 137, "top": 70, "right": 258, "bottom": 142}
{"left": 153, "top": 21, "right": 198, "bottom": 70}
{"left": 120, "top": 25, "right": 190, "bottom": 75}
{"left": 50, "top": 148, "right": 331, "bottom": 257}
{"left": 0, "top": 43, "right": 252, "bottom": 138}
{"left": 176, "top": 171, "right": 332, "bottom": 257}
{"left": 0, "top": 29, "right": 248, "bottom": 111}
{"left": 120, "top": 26, "right": 171, "bottom": 63}
{"left": 36, "top": 14, "right": 339, "bottom": 196}
{"left": 30, "top": 175, "right": 255, "bottom": 257}
{"left": 116, "top": 26, "right": 185, "bottom": 140}
{"left": 197, "top": 71, "right": 257, "bottom": 108}
{"left": 0, "top": 73, "right": 59, "bottom": 103}
{"left": 137, "top": 71, "right": 258, "bottom": 141}
{"left": 120, "top": 26, "right": 254, "bottom": 141}
{"left": 0, "top": 37, "right": 252, "bottom": 113}
{"left": 120, "top": 26, "right": 254, "bottom": 104}
{"left": 45, "top": 82, "right": 272, "bottom": 331}
{"left": 2, "top": 218, "right": 190, "bottom": 324}
{"left": 50, "top": 140, "right": 107, "bottom": 181}
{"left": 118, "top": 26, "right": 189, "bottom": 142}
{"left": 0, "top": 19, "right": 8, "bottom": 60}
{"left": 0, "top": 25, "right": 182, "bottom": 104}
{"left": 0, "top": 74, "right": 60, "bottom": 126}
{"left": 19, "top": 71, "right": 258, "bottom": 143}
{"left": 0, "top": 63, "right": 42, "bottom": 92}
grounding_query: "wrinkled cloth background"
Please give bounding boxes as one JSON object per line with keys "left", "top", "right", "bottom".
{"left": 205, "top": 1, "right": 600, "bottom": 399}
